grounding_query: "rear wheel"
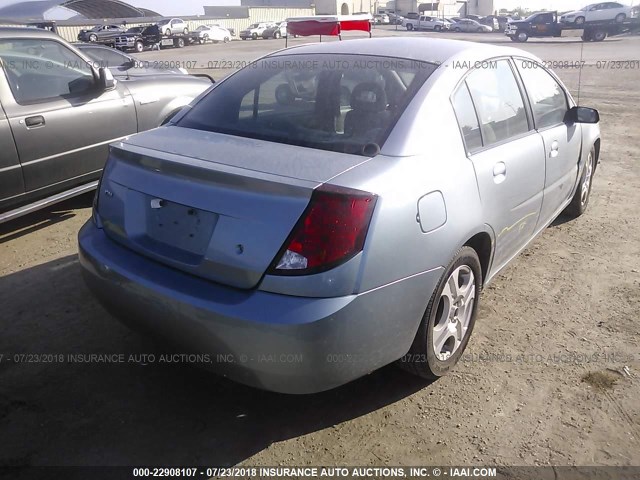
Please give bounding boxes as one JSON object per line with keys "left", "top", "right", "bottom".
{"left": 592, "top": 29, "right": 607, "bottom": 41}
{"left": 89, "top": 33, "right": 97, "bottom": 42}
{"left": 406, "top": 24, "right": 414, "bottom": 31}
{"left": 399, "top": 247, "right": 481, "bottom": 379}
{"left": 434, "top": 25, "right": 442, "bottom": 31}
{"left": 252, "top": 32, "right": 258, "bottom": 40}
{"left": 564, "top": 147, "right": 596, "bottom": 218}
{"left": 176, "top": 38, "right": 185, "bottom": 48}
{"left": 274, "top": 30, "right": 281, "bottom": 39}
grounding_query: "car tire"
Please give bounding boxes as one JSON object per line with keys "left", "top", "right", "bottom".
{"left": 252, "top": 32, "right": 258, "bottom": 40}
{"left": 399, "top": 246, "right": 482, "bottom": 380}
{"left": 274, "top": 31, "right": 281, "bottom": 39}
{"left": 575, "top": 16, "right": 585, "bottom": 25}
{"left": 224, "top": 36, "right": 230, "bottom": 43}
{"left": 564, "top": 146, "right": 596, "bottom": 218}
{"left": 406, "top": 24, "right": 414, "bottom": 31}
{"left": 454, "top": 26, "right": 461, "bottom": 32}
{"left": 177, "top": 38, "right": 185, "bottom": 48}
{"left": 516, "top": 31, "right": 529, "bottom": 42}
{"left": 89, "top": 34, "right": 97, "bottom": 42}
{"left": 183, "top": 28, "right": 189, "bottom": 35}
{"left": 165, "top": 29, "right": 171, "bottom": 36}
{"left": 615, "top": 13, "right": 626, "bottom": 22}
{"left": 135, "top": 41, "right": 144, "bottom": 52}
{"left": 434, "top": 25, "right": 441, "bottom": 31}
{"left": 592, "top": 29, "right": 607, "bottom": 41}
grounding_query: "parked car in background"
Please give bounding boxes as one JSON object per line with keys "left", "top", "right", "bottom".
{"left": 195, "top": 24, "right": 232, "bottom": 43}
{"left": 452, "top": 18, "right": 493, "bottom": 32}
{"left": 261, "top": 22, "right": 288, "bottom": 39}
{"left": 76, "top": 44, "right": 189, "bottom": 76}
{"left": 240, "top": 22, "right": 275, "bottom": 40}
{"left": 157, "top": 18, "right": 189, "bottom": 36}
{"left": 79, "top": 37, "right": 600, "bottom": 394}
{"left": 560, "top": 2, "right": 635, "bottom": 24}
{"left": 0, "top": 27, "right": 211, "bottom": 224}
{"left": 77, "top": 24, "right": 125, "bottom": 44}
{"left": 443, "top": 18, "right": 458, "bottom": 28}
{"left": 114, "top": 24, "right": 160, "bottom": 52}
{"left": 373, "top": 14, "right": 390, "bottom": 24}
{"left": 388, "top": 13, "right": 405, "bottom": 24}
{"left": 404, "top": 15, "right": 446, "bottom": 31}
{"left": 478, "top": 15, "right": 500, "bottom": 30}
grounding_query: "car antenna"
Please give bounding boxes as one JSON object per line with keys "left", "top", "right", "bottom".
{"left": 576, "top": 39, "right": 585, "bottom": 106}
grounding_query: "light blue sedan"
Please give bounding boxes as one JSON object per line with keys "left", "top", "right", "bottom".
{"left": 79, "top": 38, "right": 600, "bottom": 393}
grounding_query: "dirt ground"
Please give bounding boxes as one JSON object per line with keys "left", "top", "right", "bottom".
{"left": 0, "top": 31, "right": 639, "bottom": 470}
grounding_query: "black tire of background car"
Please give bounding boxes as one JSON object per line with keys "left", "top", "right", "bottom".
{"left": 177, "top": 38, "right": 185, "bottom": 48}
{"left": 252, "top": 32, "right": 258, "bottom": 39}
{"left": 165, "top": 29, "right": 171, "bottom": 36}
{"left": 435, "top": 25, "right": 441, "bottom": 31}
{"left": 406, "top": 23, "right": 414, "bottom": 30}
{"left": 615, "top": 13, "right": 626, "bottom": 22}
{"left": 398, "top": 246, "right": 482, "bottom": 379}
{"left": 135, "top": 41, "right": 144, "bottom": 52}
{"left": 274, "top": 31, "right": 281, "bottom": 39}
{"left": 454, "top": 26, "right": 461, "bottom": 32}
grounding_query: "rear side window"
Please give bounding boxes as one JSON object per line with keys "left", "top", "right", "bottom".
{"left": 452, "top": 82, "right": 482, "bottom": 151}
{"left": 514, "top": 59, "right": 568, "bottom": 130}
{"left": 465, "top": 60, "right": 529, "bottom": 147}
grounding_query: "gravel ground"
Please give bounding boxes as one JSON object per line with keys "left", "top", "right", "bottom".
{"left": 0, "top": 31, "right": 638, "bottom": 470}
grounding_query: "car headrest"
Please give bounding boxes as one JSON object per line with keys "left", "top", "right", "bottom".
{"left": 350, "top": 82, "right": 387, "bottom": 113}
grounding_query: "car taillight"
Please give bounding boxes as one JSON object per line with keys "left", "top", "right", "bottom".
{"left": 269, "top": 185, "right": 377, "bottom": 276}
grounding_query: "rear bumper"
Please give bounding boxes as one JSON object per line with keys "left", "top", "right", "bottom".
{"left": 78, "top": 221, "right": 443, "bottom": 393}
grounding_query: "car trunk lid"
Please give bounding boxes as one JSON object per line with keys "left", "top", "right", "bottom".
{"left": 97, "top": 127, "right": 370, "bottom": 289}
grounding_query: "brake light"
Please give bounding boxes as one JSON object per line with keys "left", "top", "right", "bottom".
{"left": 269, "top": 185, "right": 377, "bottom": 275}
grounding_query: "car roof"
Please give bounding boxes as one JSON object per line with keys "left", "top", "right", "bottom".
{"left": 269, "top": 37, "right": 527, "bottom": 65}
{"left": 0, "top": 26, "right": 61, "bottom": 40}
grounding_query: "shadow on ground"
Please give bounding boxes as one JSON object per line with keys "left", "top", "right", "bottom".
{"left": 0, "top": 193, "right": 94, "bottom": 242}
{"left": 0, "top": 254, "right": 432, "bottom": 467}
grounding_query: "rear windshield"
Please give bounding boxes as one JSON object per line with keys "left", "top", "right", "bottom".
{"left": 177, "top": 54, "right": 436, "bottom": 156}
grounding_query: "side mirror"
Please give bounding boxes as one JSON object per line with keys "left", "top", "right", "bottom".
{"left": 98, "top": 67, "right": 117, "bottom": 90}
{"left": 566, "top": 106, "right": 599, "bottom": 124}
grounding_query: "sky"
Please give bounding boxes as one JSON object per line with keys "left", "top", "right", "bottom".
{"left": 0, "top": 0, "right": 637, "bottom": 18}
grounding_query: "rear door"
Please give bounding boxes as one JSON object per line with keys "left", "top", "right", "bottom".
{"left": 0, "top": 37, "right": 137, "bottom": 194}
{"left": 452, "top": 59, "right": 545, "bottom": 270}
{"left": 513, "top": 58, "right": 581, "bottom": 226}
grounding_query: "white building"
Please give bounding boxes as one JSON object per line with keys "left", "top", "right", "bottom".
{"left": 314, "top": 0, "right": 358, "bottom": 14}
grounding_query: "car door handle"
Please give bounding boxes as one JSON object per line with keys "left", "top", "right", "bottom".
{"left": 25, "top": 115, "right": 45, "bottom": 128}
{"left": 549, "top": 140, "right": 559, "bottom": 158}
{"left": 493, "top": 162, "right": 507, "bottom": 183}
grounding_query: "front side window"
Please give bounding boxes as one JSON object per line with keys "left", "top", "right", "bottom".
{"left": 177, "top": 54, "right": 436, "bottom": 156}
{"left": 514, "top": 59, "right": 568, "bottom": 129}
{"left": 465, "top": 60, "right": 529, "bottom": 147}
{"left": 0, "top": 39, "right": 95, "bottom": 104}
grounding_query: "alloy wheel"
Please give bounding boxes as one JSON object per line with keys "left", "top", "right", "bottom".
{"left": 432, "top": 265, "right": 476, "bottom": 361}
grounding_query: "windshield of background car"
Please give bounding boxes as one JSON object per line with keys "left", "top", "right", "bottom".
{"left": 177, "top": 54, "right": 436, "bottom": 156}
